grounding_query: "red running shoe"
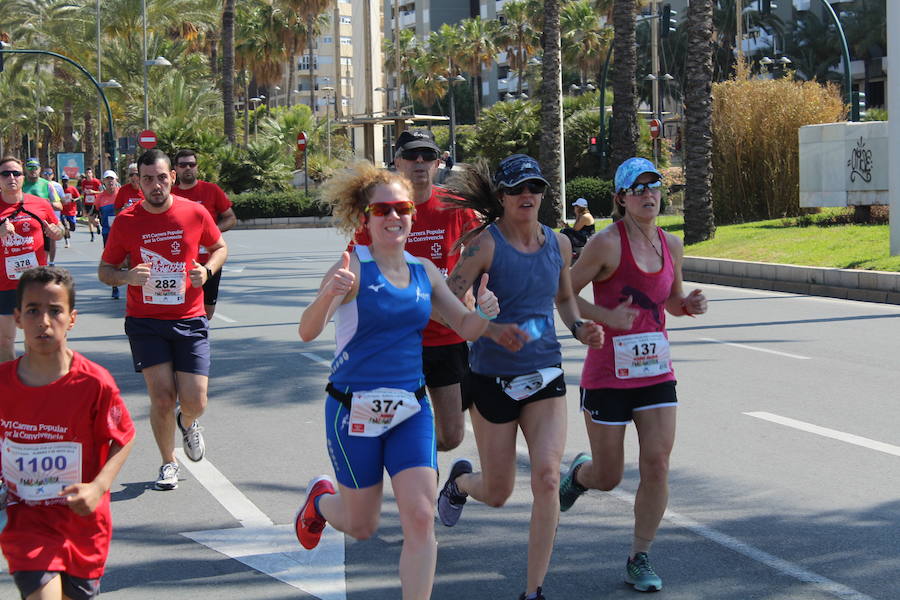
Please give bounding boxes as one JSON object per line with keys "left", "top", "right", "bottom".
{"left": 294, "top": 475, "right": 336, "bottom": 549}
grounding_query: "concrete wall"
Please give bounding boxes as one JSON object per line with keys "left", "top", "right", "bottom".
{"left": 799, "top": 121, "right": 889, "bottom": 207}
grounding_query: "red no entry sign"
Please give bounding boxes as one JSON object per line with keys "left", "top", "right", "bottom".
{"left": 297, "top": 131, "right": 308, "bottom": 152}
{"left": 649, "top": 119, "right": 661, "bottom": 140}
{"left": 138, "top": 130, "right": 157, "bottom": 149}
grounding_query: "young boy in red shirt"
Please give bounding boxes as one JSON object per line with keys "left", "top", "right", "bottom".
{"left": 0, "top": 266, "right": 135, "bottom": 600}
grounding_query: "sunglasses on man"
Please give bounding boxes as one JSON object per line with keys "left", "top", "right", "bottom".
{"left": 502, "top": 181, "right": 547, "bottom": 196}
{"left": 364, "top": 200, "right": 416, "bottom": 217}
{"left": 177, "top": 162, "right": 197, "bottom": 168}
{"left": 399, "top": 149, "right": 439, "bottom": 162}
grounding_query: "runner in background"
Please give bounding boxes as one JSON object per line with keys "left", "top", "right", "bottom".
{"left": 114, "top": 163, "right": 144, "bottom": 213}
{"left": 59, "top": 174, "right": 80, "bottom": 249}
{"left": 96, "top": 171, "right": 121, "bottom": 299}
{"left": 79, "top": 168, "right": 102, "bottom": 242}
{"left": 173, "top": 149, "right": 236, "bottom": 320}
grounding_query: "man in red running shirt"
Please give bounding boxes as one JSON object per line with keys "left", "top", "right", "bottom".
{"left": 0, "top": 156, "right": 63, "bottom": 362}
{"left": 79, "top": 168, "right": 102, "bottom": 241}
{"left": 98, "top": 149, "right": 227, "bottom": 491}
{"left": 173, "top": 149, "right": 236, "bottom": 319}
{"left": 59, "top": 174, "right": 80, "bottom": 248}
{"left": 113, "top": 163, "right": 144, "bottom": 214}
{"left": 352, "top": 130, "right": 478, "bottom": 451}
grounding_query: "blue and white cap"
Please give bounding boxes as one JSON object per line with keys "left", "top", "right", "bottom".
{"left": 614, "top": 157, "right": 662, "bottom": 193}
{"left": 494, "top": 154, "right": 549, "bottom": 188}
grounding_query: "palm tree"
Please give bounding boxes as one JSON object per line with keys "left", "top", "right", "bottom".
{"left": 457, "top": 17, "right": 498, "bottom": 120}
{"left": 537, "top": 0, "right": 562, "bottom": 225}
{"left": 382, "top": 27, "right": 420, "bottom": 113}
{"left": 495, "top": 0, "right": 541, "bottom": 96}
{"left": 561, "top": 0, "right": 611, "bottom": 87}
{"left": 682, "top": 0, "right": 715, "bottom": 244}
{"left": 609, "top": 0, "right": 639, "bottom": 173}
{"left": 222, "top": 0, "right": 236, "bottom": 142}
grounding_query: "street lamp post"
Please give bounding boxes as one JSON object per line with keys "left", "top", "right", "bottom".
{"left": 36, "top": 105, "right": 54, "bottom": 159}
{"left": 437, "top": 74, "right": 465, "bottom": 162}
{"left": 248, "top": 97, "right": 262, "bottom": 138}
{"left": 142, "top": 0, "right": 171, "bottom": 129}
{"left": 321, "top": 86, "right": 334, "bottom": 160}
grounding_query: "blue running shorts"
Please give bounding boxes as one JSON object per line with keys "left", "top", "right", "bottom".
{"left": 324, "top": 394, "right": 437, "bottom": 489}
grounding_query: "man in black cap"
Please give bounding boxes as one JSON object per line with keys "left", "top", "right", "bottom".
{"left": 352, "top": 129, "right": 478, "bottom": 451}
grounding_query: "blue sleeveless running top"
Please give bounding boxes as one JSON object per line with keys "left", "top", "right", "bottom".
{"left": 329, "top": 245, "right": 431, "bottom": 393}
{"left": 469, "top": 224, "right": 563, "bottom": 376}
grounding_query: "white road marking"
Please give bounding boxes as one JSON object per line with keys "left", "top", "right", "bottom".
{"left": 699, "top": 336, "right": 811, "bottom": 360}
{"left": 302, "top": 352, "right": 333, "bottom": 367}
{"left": 213, "top": 312, "right": 236, "bottom": 323}
{"left": 223, "top": 265, "right": 245, "bottom": 273}
{"left": 176, "top": 449, "right": 346, "bottom": 600}
{"left": 175, "top": 449, "right": 271, "bottom": 527}
{"left": 745, "top": 412, "right": 900, "bottom": 457}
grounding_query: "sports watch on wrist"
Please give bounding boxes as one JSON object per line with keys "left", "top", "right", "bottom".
{"left": 570, "top": 319, "right": 586, "bottom": 338}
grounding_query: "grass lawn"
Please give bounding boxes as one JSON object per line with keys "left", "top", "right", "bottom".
{"left": 587, "top": 209, "right": 900, "bottom": 272}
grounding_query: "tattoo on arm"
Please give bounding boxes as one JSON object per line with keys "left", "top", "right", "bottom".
{"left": 462, "top": 242, "right": 480, "bottom": 259}
{"left": 446, "top": 273, "right": 469, "bottom": 298}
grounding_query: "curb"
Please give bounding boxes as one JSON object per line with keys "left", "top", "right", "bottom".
{"left": 683, "top": 256, "right": 900, "bottom": 306}
{"left": 232, "top": 216, "right": 334, "bottom": 230}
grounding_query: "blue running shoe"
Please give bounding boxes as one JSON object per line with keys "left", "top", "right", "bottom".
{"left": 625, "top": 552, "right": 662, "bottom": 592}
{"left": 559, "top": 452, "right": 590, "bottom": 512}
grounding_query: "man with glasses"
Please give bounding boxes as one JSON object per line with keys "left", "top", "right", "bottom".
{"left": 352, "top": 129, "right": 478, "bottom": 452}
{"left": 114, "top": 163, "right": 144, "bottom": 213}
{"left": 173, "top": 149, "right": 236, "bottom": 320}
{"left": 0, "top": 156, "right": 63, "bottom": 361}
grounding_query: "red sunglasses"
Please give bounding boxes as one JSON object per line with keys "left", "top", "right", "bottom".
{"left": 365, "top": 200, "right": 415, "bottom": 217}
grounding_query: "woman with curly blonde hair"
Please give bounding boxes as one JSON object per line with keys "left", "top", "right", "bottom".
{"left": 295, "top": 161, "right": 500, "bottom": 600}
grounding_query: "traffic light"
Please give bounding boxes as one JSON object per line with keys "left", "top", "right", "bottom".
{"left": 589, "top": 136, "right": 600, "bottom": 156}
{"left": 761, "top": 0, "right": 772, "bottom": 15}
{"left": 104, "top": 131, "right": 117, "bottom": 161}
{"left": 851, "top": 90, "right": 866, "bottom": 121}
{"left": 660, "top": 4, "right": 676, "bottom": 38}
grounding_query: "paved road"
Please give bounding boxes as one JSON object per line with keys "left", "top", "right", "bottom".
{"left": 2, "top": 227, "right": 899, "bottom": 599}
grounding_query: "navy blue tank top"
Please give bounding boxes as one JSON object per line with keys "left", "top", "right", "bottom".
{"left": 469, "top": 224, "right": 563, "bottom": 376}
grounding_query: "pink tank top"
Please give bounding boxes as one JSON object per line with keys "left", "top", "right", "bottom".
{"left": 580, "top": 220, "right": 676, "bottom": 389}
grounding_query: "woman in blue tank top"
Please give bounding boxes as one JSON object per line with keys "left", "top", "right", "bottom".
{"left": 294, "top": 161, "right": 499, "bottom": 600}
{"left": 436, "top": 155, "right": 604, "bottom": 600}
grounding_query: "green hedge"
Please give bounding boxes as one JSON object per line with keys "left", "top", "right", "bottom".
{"left": 231, "top": 190, "right": 328, "bottom": 220}
{"left": 566, "top": 177, "right": 614, "bottom": 218}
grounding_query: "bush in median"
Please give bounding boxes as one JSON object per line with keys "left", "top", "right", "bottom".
{"left": 231, "top": 190, "right": 329, "bottom": 221}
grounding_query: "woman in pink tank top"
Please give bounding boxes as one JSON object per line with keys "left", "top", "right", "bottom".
{"left": 558, "top": 158, "right": 708, "bottom": 593}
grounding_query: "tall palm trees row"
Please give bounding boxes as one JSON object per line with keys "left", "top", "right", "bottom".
{"left": 385, "top": 0, "right": 609, "bottom": 120}
{"left": 0, "top": 0, "right": 333, "bottom": 160}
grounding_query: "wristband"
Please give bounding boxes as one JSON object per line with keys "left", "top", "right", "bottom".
{"left": 205, "top": 266, "right": 213, "bottom": 281}
{"left": 570, "top": 319, "right": 586, "bottom": 337}
{"left": 680, "top": 299, "right": 696, "bottom": 317}
{"left": 476, "top": 305, "right": 497, "bottom": 320}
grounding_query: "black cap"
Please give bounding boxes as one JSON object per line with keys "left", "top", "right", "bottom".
{"left": 395, "top": 129, "right": 439, "bottom": 153}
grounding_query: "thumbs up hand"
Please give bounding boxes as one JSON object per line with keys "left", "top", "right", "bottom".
{"left": 324, "top": 251, "right": 356, "bottom": 298}
{"left": 189, "top": 259, "right": 207, "bottom": 288}
{"left": 475, "top": 273, "right": 499, "bottom": 320}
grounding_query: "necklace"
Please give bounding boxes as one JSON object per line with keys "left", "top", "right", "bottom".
{"left": 626, "top": 215, "right": 661, "bottom": 259}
